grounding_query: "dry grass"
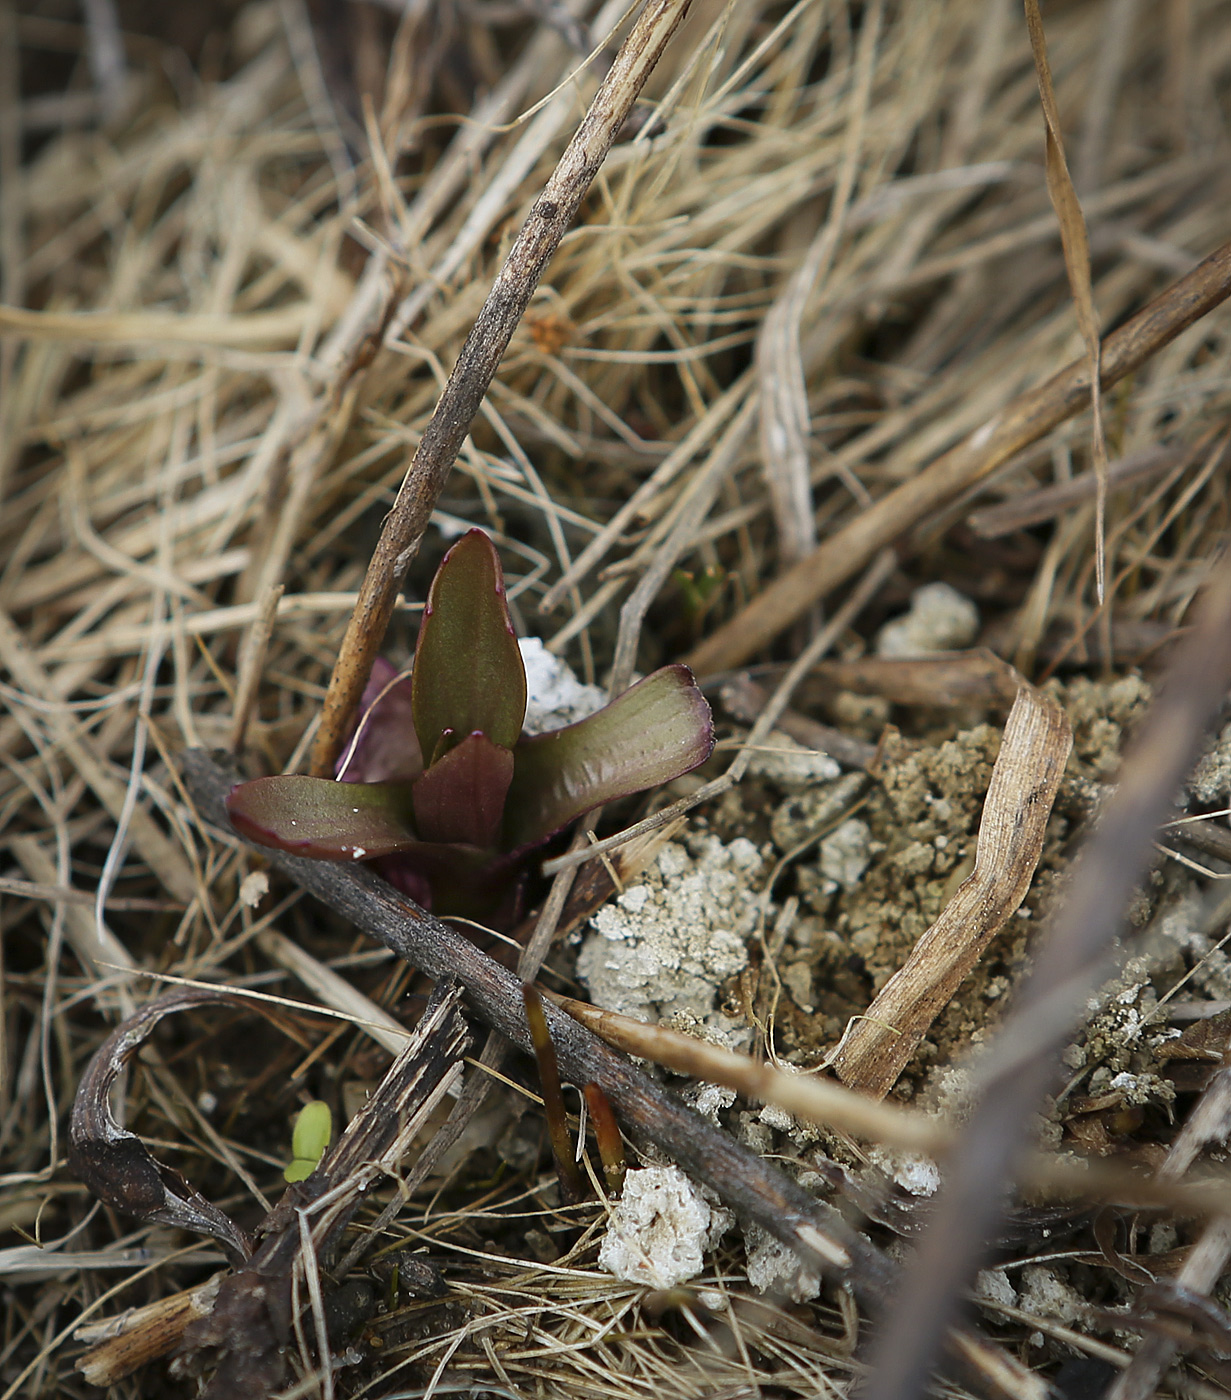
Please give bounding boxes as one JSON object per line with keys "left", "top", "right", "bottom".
{"left": 4, "top": 0, "right": 1231, "bottom": 1395}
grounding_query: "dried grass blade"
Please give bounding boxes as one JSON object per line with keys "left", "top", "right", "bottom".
{"left": 757, "top": 0, "right": 883, "bottom": 565}
{"left": 967, "top": 444, "right": 1185, "bottom": 539}
{"left": 1024, "top": 0, "right": 1110, "bottom": 600}
{"left": 830, "top": 685, "right": 1072, "bottom": 1099}
{"left": 0, "top": 608, "right": 197, "bottom": 904}
{"left": 551, "top": 992, "right": 947, "bottom": 1154}
{"left": 9, "top": 836, "right": 137, "bottom": 1017}
{"left": 0, "top": 304, "right": 311, "bottom": 348}
{"left": 538, "top": 371, "right": 753, "bottom": 613}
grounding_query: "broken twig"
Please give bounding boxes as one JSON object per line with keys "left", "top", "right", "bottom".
{"left": 831, "top": 685, "right": 1072, "bottom": 1097}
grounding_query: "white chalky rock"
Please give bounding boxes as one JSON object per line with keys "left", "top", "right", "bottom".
{"left": 818, "top": 818, "right": 871, "bottom": 890}
{"left": 743, "top": 1222, "right": 822, "bottom": 1302}
{"left": 598, "top": 1166, "right": 732, "bottom": 1289}
{"left": 745, "top": 731, "right": 841, "bottom": 787}
{"left": 1190, "top": 722, "right": 1231, "bottom": 803}
{"left": 975, "top": 1269, "right": 1017, "bottom": 1309}
{"left": 518, "top": 638, "right": 606, "bottom": 735}
{"left": 875, "top": 582, "right": 979, "bottom": 657}
{"left": 866, "top": 1147, "right": 942, "bottom": 1197}
{"left": 1018, "top": 1265, "right": 1087, "bottom": 1327}
{"left": 577, "top": 837, "right": 763, "bottom": 1021}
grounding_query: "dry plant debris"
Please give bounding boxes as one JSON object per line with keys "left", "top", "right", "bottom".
{"left": 5, "top": 0, "right": 1231, "bottom": 1397}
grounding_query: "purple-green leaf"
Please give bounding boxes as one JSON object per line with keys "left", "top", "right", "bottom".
{"left": 412, "top": 530, "right": 526, "bottom": 761}
{"left": 411, "top": 732, "right": 514, "bottom": 848}
{"left": 226, "top": 776, "right": 418, "bottom": 861}
{"left": 336, "top": 657, "right": 422, "bottom": 783}
{"left": 503, "top": 664, "right": 714, "bottom": 850}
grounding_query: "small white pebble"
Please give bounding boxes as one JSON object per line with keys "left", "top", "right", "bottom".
{"left": 744, "top": 1222, "right": 822, "bottom": 1302}
{"left": 975, "top": 1269, "right": 1016, "bottom": 1308}
{"left": 759, "top": 1102, "right": 795, "bottom": 1133}
{"left": 238, "top": 871, "right": 269, "bottom": 908}
{"left": 598, "top": 1166, "right": 732, "bottom": 1288}
{"left": 876, "top": 582, "right": 979, "bottom": 657}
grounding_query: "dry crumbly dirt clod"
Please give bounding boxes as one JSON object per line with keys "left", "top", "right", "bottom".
{"left": 748, "top": 675, "right": 1168, "bottom": 1093}
{"left": 576, "top": 833, "right": 764, "bottom": 1022}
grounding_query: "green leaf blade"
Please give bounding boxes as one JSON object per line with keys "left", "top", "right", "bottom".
{"left": 411, "top": 530, "right": 526, "bottom": 759}
{"left": 411, "top": 733, "right": 514, "bottom": 848}
{"left": 226, "top": 775, "right": 419, "bottom": 861}
{"left": 504, "top": 664, "right": 714, "bottom": 850}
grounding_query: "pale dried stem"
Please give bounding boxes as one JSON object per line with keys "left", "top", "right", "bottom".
{"left": 830, "top": 685, "right": 1073, "bottom": 1098}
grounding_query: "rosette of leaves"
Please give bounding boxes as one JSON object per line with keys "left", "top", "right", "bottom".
{"left": 227, "top": 530, "right": 714, "bottom": 919}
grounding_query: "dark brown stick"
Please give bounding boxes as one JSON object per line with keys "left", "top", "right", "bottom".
{"left": 181, "top": 748, "right": 895, "bottom": 1301}
{"left": 859, "top": 545, "right": 1231, "bottom": 1400}
{"left": 685, "top": 238, "right": 1231, "bottom": 677}
{"left": 308, "top": 0, "right": 695, "bottom": 777}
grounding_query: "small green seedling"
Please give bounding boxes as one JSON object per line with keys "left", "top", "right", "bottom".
{"left": 284, "top": 1099, "right": 333, "bottom": 1183}
{"left": 227, "top": 530, "right": 714, "bottom": 921}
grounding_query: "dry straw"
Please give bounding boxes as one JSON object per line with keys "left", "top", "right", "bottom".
{"left": 4, "top": 0, "right": 1231, "bottom": 1396}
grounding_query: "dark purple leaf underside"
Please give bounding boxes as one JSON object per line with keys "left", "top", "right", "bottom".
{"left": 503, "top": 664, "right": 714, "bottom": 850}
{"left": 336, "top": 657, "right": 423, "bottom": 784}
{"left": 412, "top": 530, "right": 526, "bottom": 761}
{"left": 226, "top": 775, "right": 418, "bottom": 860}
{"left": 411, "top": 732, "right": 514, "bottom": 848}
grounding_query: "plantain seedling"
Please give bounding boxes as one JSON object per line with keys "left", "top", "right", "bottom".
{"left": 227, "top": 530, "right": 714, "bottom": 921}
{"left": 284, "top": 1099, "right": 333, "bottom": 1183}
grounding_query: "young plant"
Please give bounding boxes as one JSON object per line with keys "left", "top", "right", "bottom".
{"left": 284, "top": 1100, "right": 333, "bottom": 1183}
{"left": 227, "top": 530, "right": 714, "bottom": 920}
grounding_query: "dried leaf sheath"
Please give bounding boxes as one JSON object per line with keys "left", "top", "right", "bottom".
{"left": 68, "top": 989, "right": 255, "bottom": 1266}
